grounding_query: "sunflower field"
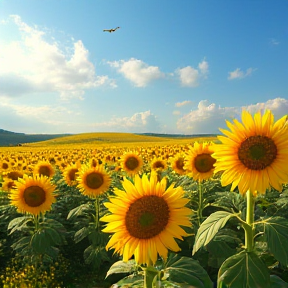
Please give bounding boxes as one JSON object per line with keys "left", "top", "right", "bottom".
{"left": 1, "top": 110, "right": 288, "bottom": 288}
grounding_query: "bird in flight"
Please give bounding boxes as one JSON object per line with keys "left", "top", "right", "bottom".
{"left": 103, "top": 27, "right": 120, "bottom": 33}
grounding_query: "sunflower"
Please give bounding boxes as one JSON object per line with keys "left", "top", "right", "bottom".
{"left": 33, "top": 161, "right": 55, "bottom": 178}
{"left": 63, "top": 162, "right": 81, "bottom": 186}
{"left": 9, "top": 174, "right": 56, "bottom": 215}
{"left": 77, "top": 164, "right": 111, "bottom": 197}
{"left": 184, "top": 142, "right": 216, "bottom": 182}
{"left": 150, "top": 158, "right": 167, "bottom": 171}
{"left": 213, "top": 110, "right": 288, "bottom": 195}
{"left": 170, "top": 154, "right": 186, "bottom": 175}
{"left": 121, "top": 152, "right": 143, "bottom": 176}
{"left": 101, "top": 173, "right": 192, "bottom": 265}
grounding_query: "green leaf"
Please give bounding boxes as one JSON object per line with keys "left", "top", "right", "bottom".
{"left": 11, "top": 236, "right": 31, "bottom": 251}
{"left": 116, "top": 274, "right": 143, "bottom": 287}
{"left": 165, "top": 255, "right": 213, "bottom": 288}
{"left": 74, "top": 226, "right": 90, "bottom": 243}
{"left": 31, "top": 229, "right": 51, "bottom": 254}
{"left": 193, "top": 211, "right": 236, "bottom": 255}
{"left": 106, "top": 260, "right": 137, "bottom": 278}
{"left": 218, "top": 250, "right": 270, "bottom": 288}
{"left": 67, "top": 203, "right": 92, "bottom": 220}
{"left": 263, "top": 216, "right": 288, "bottom": 266}
{"left": 270, "top": 275, "right": 288, "bottom": 288}
{"left": 8, "top": 216, "right": 33, "bottom": 234}
{"left": 206, "top": 240, "right": 236, "bottom": 268}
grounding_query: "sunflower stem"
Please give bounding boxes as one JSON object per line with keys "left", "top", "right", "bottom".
{"left": 197, "top": 180, "right": 203, "bottom": 225}
{"left": 95, "top": 196, "right": 100, "bottom": 231}
{"left": 244, "top": 190, "right": 255, "bottom": 252}
{"left": 143, "top": 265, "right": 158, "bottom": 288}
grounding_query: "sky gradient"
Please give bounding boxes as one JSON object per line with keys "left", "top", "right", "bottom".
{"left": 0, "top": 0, "right": 287, "bottom": 134}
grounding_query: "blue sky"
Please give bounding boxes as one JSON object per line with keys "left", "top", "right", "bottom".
{"left": 0, "top": 0, "right": 287, "bottom": 134}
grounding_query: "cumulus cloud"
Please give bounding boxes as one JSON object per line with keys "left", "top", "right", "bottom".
{"left": 107, "top": 58, "right": 164, "bottom": 87}
{"left": 176, "top": 98, "right": 288, "bottom": 134}
{"left": 0, "top": 99, "right": 81, "bottom": 133}
{"left": 176, "top": 59, "right": 209, "bottom": 87}
{"left": 228, "top": 67, "right": 256, "bottom": 80}
{"left": 175, "top": 100, "right": 192, "bottom": 107}
{"left": 91, "top": 110, "right": 161, "bottom": 133}
{"left": 0, "top": 15, "right": 115, "bottom": 100}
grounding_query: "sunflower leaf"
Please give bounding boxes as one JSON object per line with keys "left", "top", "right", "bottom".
{"left": 165, "top": 255, "right": 213, "bottom": 288}
{"left": 105, "top": 260, "right": 138, "bottom": 278}
{"left": 270, "top": 275, "right": 288, "bottom": 288}
{"left": 218, "top": 250, "right": 270, "bottom": 288}
{"left": 8, "top": 215, "right": 33, "bottom": 235}
{"left": 263, "top": 216, "right": 288, "bottom": 266}
{"left": 192, "top": 211, "right": 237, "bottom": 255}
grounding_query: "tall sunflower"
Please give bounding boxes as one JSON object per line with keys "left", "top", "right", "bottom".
{"left": 9, "top": 174, "right": 56, "bottom": 215}
{"left": 213, "top": 110, "right": 288, "bottom": 195}
{"left": 101, "top": 174, "right": 192, "bottom": 265}
{"left": 77, "top": 164, "right": 111, "bottom": 197}
{"left": 184, "top": 142, "right": 216, "bottom": 182}
{"left": 150, "top": 158, "right": 167, "bottom": 171}
{"left": 121, "top": 152, "right": 143, "bottom": 176}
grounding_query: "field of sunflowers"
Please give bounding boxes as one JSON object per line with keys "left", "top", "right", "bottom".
{"left": 1, "top": 110, "right": 288, "bottom": 288}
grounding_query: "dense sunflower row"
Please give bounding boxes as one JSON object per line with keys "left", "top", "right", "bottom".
{"left": 1, "top": 109, "right": 288, "bottom": 284}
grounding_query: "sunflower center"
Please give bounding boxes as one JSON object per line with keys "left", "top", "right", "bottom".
{"left": 86, "top": 172, "right": 104, "bottom": 189}
{"left": 68, "top": 168, "right": 78, "bottom": 181}
{"left": 125, "top": 195, "right": 169, "bottom": 239}
{"left": 2, "top": 163, "right": 9, "bottom": 169}
{"left": 238, "top": 135, "right": 277, "bottom": 170}
{"left": 125, "top": 157, "right": 139, "bottom": 170}
{"left": 153, "top": 161, "right": 165, "bottom": 169}
{"left": 38, "top": 166, "right": 51, "bottom": 177}
{"left": 175, "top": 158, "right": 185, "bottom": 170}
{"left": 23, "top": 186, "right": 46, "bottom": 207}
{"left": 194, "top": 153, "right": 216, "bottom": 173}
{"left": 7, "top": 171, "right": 23, "bottom": 180}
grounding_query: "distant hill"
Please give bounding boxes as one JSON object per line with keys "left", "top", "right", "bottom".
{"left": 138, "top": 133, "right": 218, "bottom": 138}
{"left": 0, "top": 129, "right": 70, "bottom": 147}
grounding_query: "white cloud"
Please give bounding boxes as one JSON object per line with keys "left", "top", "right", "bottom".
{"left": 108, "top": 58, "right": 164, "bottom": 87}
{"left": 173, "top": 110, "right": 181, "bottom": 115}
{"left": 176, "top": 59, "right": 209, "bottom": 87}
{"left": 0, "top": 15, "right": 115, "bottom": 100}
{"left": 228, "top": 67, "right": 256, "bottom": 80}
{"left": 177, "top": 98, "right": 288, "bottom": 134}
{"left": 175, "top": 100, "right": 192, "bottom": 107}
{"left": 91, "top": 110, "right": 161, "bottom": 133}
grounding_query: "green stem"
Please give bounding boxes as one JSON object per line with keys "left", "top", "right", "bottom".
{"left": 143, "top": 265, "right": 158, "bottom": 288}
{"left": 244, "top": 190, "right": 255, "bottom": 252}
{"left": 95, "top": 196, "right": 100, "bottom": 231}
{"left": 198, "top": 180, "right": 203, "bottom": 226}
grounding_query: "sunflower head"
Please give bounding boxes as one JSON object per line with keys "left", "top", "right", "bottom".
{"left": 101, "top": 173, "right": 192, "bottom": 265}
{"left": 120, "top": 152, "right": 143, "bottom": 176}
{"left": 9, "top": 174, "right": 56, "bottom": 216}
{"left": 170, "top": 154, "right": 186, "bottom": 175}
{"left": 150, "top": 158, "right": 167, "bottom": 171}
{"left": 63, "top": 162, "right": 81, "bottom": 186}
{"left": 213, "top": 110, "right": 288, "bottom": 195}
{"left": 77, "top": 164, "right": 111, "bottom": 198}
{"left": 33, "top": 161, "right": 55, "bottom": 178}
{"left": 184, "top": 142, "right": 216, "bottom": 182}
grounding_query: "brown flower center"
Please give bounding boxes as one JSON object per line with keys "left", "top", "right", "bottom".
{"left": 125, "top": 195, "right": 169, "bottom": 239}
{"left": 2, "top": 163, "right": 9, "bottom": 170}
{"left": 38, "top": 166, "right": 52, "bottom": 177}
{"left": 24, "top": 186, "right": 46, "bottom": 207}
{"left": 153, "top": 161, "right": 165, "bottom": 169}
{"left": 68, "top": 168, "right": 78, "bottom": 181}
{"left": 238, "top": 135, "right": 277, "bottom": 170}
{"left": 194, "top": 153, "right": 216, "bottom": 173}
{"left": 175, "top": 158, "right": 185, "bottom": 170}
{"left": 86, "top": 172, "right": 104, "bottom": 189}
{"left": 7, "top": 171, "right": 23, "bottom": 180}
{"left": 125, "top": 156, "right": 139, "bottom": 171}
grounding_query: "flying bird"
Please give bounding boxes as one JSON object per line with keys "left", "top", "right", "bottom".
{"left": 103, "top": 27, "right": 120, "bottom": 33}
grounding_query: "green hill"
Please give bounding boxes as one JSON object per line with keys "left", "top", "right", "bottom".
{"left": 0, "top": 129, "right": 69, "bottom": 147}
